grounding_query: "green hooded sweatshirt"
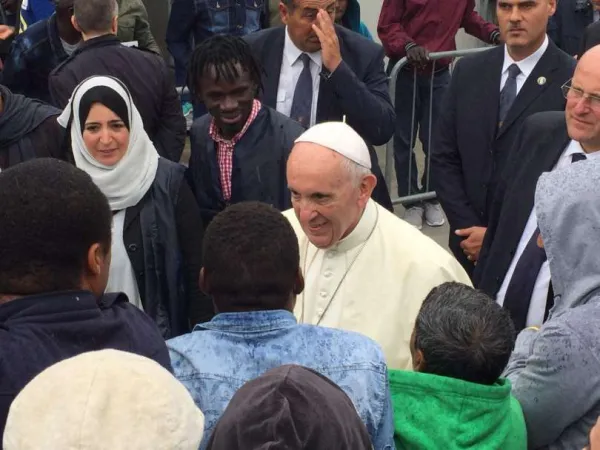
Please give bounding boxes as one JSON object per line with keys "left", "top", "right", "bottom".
{"left": 389, "top": 370, "right": 527, "bottom": 450}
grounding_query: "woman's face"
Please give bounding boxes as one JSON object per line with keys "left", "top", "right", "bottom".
{"left": 82, "top": 103, "right": 130, "bottom": 166}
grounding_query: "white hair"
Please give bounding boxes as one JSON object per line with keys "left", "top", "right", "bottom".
{"left": 340, "top": 156, "right": 372, "bottom": 187}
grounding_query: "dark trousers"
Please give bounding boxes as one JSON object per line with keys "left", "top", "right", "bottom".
{"left": 394, "top": 67, "right": 451, "bottom": 206}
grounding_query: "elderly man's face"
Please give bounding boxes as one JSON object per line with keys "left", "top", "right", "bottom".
{"left": 287, "top": 143, "right": 371, "bottom": 249}
{"left": 565, "top": 47, "right": 600, "bottom": 152}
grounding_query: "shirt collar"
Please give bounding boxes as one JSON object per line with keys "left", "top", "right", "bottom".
{"left": 283, "top": 26, "right": 322, "bottom": 68}
{"left": 195, "top": 310, "right": 297, "bottom": 333}
{"left": 502, "top": 34, "right": 549, "bottom": 79}
{"left": 209, "top": 99, "right": 262, "bottom": 144}
{"left": 328, "top": 199, "right": 378, "bottom": 253}
{"left": 564, "top": 139, "right": 600, "bottom": 160}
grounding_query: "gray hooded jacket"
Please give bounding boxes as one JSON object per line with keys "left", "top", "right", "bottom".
{"left": 504, "top": 156, "right": 600, "bottom": 449}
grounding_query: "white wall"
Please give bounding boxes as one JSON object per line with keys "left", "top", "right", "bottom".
{"left": 357, "top": 0, "right": 489, "bottom": 49}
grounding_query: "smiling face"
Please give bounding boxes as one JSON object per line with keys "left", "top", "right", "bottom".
{"left": 281, "top": 0, "right": 337, "bottom": 53}
{"left": 497, "top": 0, "right": 555, "bottom": 60}
{"left": 198, "top": 63, "right": 257, "bottom": 139}
{"left": 287, "top": 143, "right": 374, "bottom": 249}
{"left": 82, "top": 103, "right": 130, "bottom": 166}
{"left": 565, "top": 48, "right": 600, "bottom": 152}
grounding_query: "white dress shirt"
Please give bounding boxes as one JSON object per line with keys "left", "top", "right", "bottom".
{"left": 276, "top": 27, "right": 322, "bottom": 127}
{"left": 500, "top": 35, "right": 549, "bottom": 94}
{"left": 497, "top": 141, "right": 600, "bottom": 326}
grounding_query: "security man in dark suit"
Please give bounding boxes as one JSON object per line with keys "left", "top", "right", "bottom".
{"left": 476, "top": 45, "right": 600, "bottom": 331}
{"left": 431, "top": 0, "right": 575, "bottom": 276}
{"left": 580, "top": 19, "right": 600, "bottom": 55}
{"left": 244, "top": 0, "right": 394, "bottom": 211}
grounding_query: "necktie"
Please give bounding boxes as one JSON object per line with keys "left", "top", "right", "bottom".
{"left": 504, "top": 152, "right": 587, "bottom": 331}
{"left": 498, "top": 64, "right": 521, "bottom": 124}
{"left": 290, "top": 53, "right": 313, "bottom": 128}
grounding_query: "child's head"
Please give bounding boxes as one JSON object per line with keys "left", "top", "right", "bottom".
{"left": 411, "top": 282, "right": 516, "bottom": 385}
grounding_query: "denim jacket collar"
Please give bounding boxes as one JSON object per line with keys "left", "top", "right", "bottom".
{"left": 195, "top": 310, "right": 297, "bottom": 333}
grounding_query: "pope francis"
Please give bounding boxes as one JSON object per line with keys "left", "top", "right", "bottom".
{"left": 283, "top": 122, "right": 472, "bottom": 369}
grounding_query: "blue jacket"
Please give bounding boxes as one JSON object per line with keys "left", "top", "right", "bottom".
{"left": 19, "top": 0, "right": 55, "bottom": 32}
{"left": 168, "top": 310, "right": 395, "bottom": 450}
{"left": 548, "top": 0, "right": 595, "bottom": 56}
{"left": 0, "top": 291, "right": 171, "bottom": 440}
{"left": 2, "top": 14, "right": 68, "bottom": 103}
{"left": 340, "top": 0, "right": 373, "bottom": 40}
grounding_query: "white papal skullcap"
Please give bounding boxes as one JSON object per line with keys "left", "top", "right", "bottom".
{"left": 294, "top": 122, "right": 371, "bottom": 169}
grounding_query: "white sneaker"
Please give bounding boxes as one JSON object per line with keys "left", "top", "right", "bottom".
{"left": 424, "top": 202, "right": 446, "bottom": 227}
{"left": 403, "top": 206, "right": 424, "bottom": 230}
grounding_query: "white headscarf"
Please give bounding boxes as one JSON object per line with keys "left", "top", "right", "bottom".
{"left": 58, "top": 76, "right": 159, "bottom": 211}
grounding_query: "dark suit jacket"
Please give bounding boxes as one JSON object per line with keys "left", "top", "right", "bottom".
{"left": 475, "top": 111, "right": 569, "bottom": 297}
{"left": 431, "top": 41, "right": 575, "bottom": 273}
{"left": 244, "top": 26, "right": 394, "bottom": 211}
{"left": 580, "top": 20, "right": 600, "bottom": 56}
{"left": 548, "top": 0, "right": 595, "bottom": 56}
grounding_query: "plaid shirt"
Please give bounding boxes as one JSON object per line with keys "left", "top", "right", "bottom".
{"left": 209, "top": 100, "right": 262, "bottom": 201}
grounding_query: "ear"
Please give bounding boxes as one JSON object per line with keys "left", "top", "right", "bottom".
{"left": 71, "top": 15, "right": 82, "bottom": 33}
{"left": 548, "top": 0, "right": 557, "bottom": 16}
{"left": 413, "top": 349, "right": 426, "bottom": 372}
{"left": 293, "top": 268, "right": 305, "bottom": 295}
{"left": 111, "top": 15, "right": 118, "bottom": 34}
{"left": 87, "top": 243, "right": 105, "bottom": 277}
{"left": 359, "top": 173, "right": 378, "bottom": 204}
{"left": 199, "top": 267, "right": 210, "bottom": 295}
{"left": 279, "top": 1, "right": 289, "bottom": 25}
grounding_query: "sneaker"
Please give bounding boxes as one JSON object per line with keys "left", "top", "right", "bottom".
{"left": 424, "top": 202, "right": 446, "bottom": 227}
{"left": 403, "top": 206, "right": 424, "bottom": 230}
{"left": 182, "top": 102, "right": 193, "bottom": 117}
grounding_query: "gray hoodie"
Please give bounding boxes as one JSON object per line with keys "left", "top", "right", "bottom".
{"left": 504, "top": 155, "right": 600, "bottom": 449}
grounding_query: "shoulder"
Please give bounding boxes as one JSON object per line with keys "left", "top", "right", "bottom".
{"left": 545, "top": 40, "right": 577, "bottom": 72}
{"left": 454, "top": 46, "right": 501, "bottom": 72}
{"left": 264, "top": 105, "right": 305, "bottom": 136}
{"left": 337, "top": 25, "right": 382, "bottom": 55}
{"left": 244, "top": 27, "right": 281, "bottom": 47}
{"left": 190, "top": 114, "right": 212, "bottom": 139}
{"left": 521, "top": 111, "right": 566, "bottom": 136}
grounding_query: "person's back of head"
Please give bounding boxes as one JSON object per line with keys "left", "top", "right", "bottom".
{"left": 0, "top": 158, "right": 112, "bottom": 300}
{"left": 412, "top": 282, "right": 516, "bottom": 385}
{"left": 201, "top": 201, "right": 303, "bottom": 313}
{"left": 72, "top": 0, "right": 118, "bottom": 39}
{"left": 3, "top": 349, "right": 204, "bottom": 450}
{"left": 206, "top": 364, "right": 372, "bottom": 450}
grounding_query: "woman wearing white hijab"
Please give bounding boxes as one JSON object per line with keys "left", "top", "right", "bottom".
{"left": 58, "top": 75, "right": 211, "bottom": 338}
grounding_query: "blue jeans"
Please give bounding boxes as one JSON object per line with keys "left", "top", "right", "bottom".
{"left": 394, "top": 67, "right": 450, "bottom": 206}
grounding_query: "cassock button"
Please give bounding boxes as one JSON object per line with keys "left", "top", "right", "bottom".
{"left": 324, "top": 271, "right": 333, "bottom": 278}
{"left": 317, "top": 307, "right": 324, "bottom": 317}
{"left": 319, "top": 291, "right": 327, "bottom": 298}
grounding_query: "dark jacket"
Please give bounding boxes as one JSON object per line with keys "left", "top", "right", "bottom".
{"left": 475, "top": 111, "right": 570, "bottom": 298}
{"left": 0, "top": 85, "right": 65, "bottom": 170}
{"left": 48, "top": 35, "right": 185, "bottom": 162}
{"left": 431, "top": 41, "right": 575, "bottom": 273}
{"left": 1, "top": 14, "right": 68, "bottom": 103}
{"left": 340, "top": 0, "right": 373, "bottom": 40}
{"left": 123, "top": 158, "right": 211, "bottom": 336}
{"left": 188, "top": 105, "right": 304, "bottom": 226}
{"left": 548, "top": 0, "right": 595, "bottom": 56}
{"left": 117, "top": 0, "right": 161, "bottom": 54}
{"left": 244, "top": 26, "right": 395, "bottom": 212}
{"left": 580, "top": 20, "right": 600, "bottom": 57}
{"left": 0, "top": 290, "right": 171, "bottom": 440}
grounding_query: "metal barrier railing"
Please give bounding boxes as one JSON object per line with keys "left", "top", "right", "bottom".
{"left": 384, "top": 47, "right": 490, "bottom": 206}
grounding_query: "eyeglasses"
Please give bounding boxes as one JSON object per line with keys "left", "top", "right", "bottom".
{"left": 561, "top": 80, "right": 600, "bottom": 110}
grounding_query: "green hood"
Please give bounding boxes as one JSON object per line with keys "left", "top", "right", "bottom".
{"left": 389, "top": 370, "right": 526, "bottom": 449}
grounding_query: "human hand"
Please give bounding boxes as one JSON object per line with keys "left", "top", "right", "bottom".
{"left": 312, "top": 9, "right": 342, "bottom": 72}
{"left": 456, "top": 226, "right": 487, "bottom": 262}
{"left": 0, "top": 25, "right": 15, "bottom": 40}
{"left": 406, "top": 45, "right": 429, "bottom": 67}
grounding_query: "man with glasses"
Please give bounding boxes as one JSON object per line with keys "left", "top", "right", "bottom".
{"left": 476, "top": 44, "right": 600, "bottom": 333}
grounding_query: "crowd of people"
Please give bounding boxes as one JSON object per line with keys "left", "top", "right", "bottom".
{"left": 0, "top": 0, "right": 599, "bottom": 448}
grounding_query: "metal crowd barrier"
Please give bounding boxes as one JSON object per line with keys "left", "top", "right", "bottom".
{"left": 384, "top": 47, "right": 490, "bottom": 206}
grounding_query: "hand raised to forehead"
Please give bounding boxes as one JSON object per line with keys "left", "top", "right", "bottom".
{"left": 312, "top": 9, "right": 342, "bottom": 73}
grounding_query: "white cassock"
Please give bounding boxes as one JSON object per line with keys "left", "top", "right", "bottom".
{"left": 283, "top": 199, "right": 472, "bottom": 370}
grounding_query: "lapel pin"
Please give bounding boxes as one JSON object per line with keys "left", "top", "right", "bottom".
{"left": 537, "top": 76, "right": 547, "bottom": 86}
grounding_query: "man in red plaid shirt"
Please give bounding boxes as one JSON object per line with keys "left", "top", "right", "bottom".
{"left": 186, "top": 35, "right": 306, "bottom": 226}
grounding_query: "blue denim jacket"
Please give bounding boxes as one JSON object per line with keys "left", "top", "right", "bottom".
{"left": 168, "top": 310, "right": 395, "bottom": 450}
{"left": 2, "top": 14, "right": 68, "bottom": 103}
{"left": 166, "top": 0, "right": 267, "bottom": 86}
